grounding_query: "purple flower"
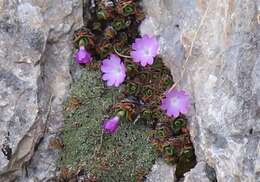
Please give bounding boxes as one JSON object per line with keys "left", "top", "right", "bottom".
{"left": 75, "top": 46, "right": 92, "bottom": 64}
{"left": 102, "top": 116, "right": 120, "bottom": 134}
{"left": 161, "top": 90, "right": 190, "bottom": 117}
{"left": 101, "top": 54, "right": 126, "bottom": 87}
{"left": 130, "top": 34, "right": 159, "bottom": 67}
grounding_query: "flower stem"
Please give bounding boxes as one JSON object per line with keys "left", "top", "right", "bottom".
{"left": 98, "top": 130, "right": 104, "bottom": 152}
{"left": 114, "top": 47, "right": 132, "bottom": 59}
{"left": 133, "top": 114, "right": 140, "bottom": 125}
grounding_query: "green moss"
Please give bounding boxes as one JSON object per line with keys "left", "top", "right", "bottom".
{"left": 61, "top": 69, "right": 156, "bottom": 181}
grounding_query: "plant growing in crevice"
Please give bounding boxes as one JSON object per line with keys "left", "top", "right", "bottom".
{"left": 61, "top": 0, "right": 197, "bottom": 180}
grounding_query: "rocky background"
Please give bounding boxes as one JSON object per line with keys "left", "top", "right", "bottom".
{"left": 141, "top": 0, "right": 260, "bottom": 181}
{"left": 0, "top": 0, "right": 259, "bottom": 181}
{"left": 0, "top": 0, "right": 82, "bottom": 181}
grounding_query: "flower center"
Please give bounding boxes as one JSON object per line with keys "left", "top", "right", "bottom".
{"left": 143, "top": 47, "right": 150, "bottom": 56}
{"left": 114, "top": 67, "right": 121, "bottom": 77}
{"left": 171, "top": 97, "right": 179, "bottom": 107}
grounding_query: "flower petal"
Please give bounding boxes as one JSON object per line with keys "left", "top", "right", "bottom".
{"left": 131, "top": 35, "right": 159, "bottom": 67}
{"left": 161, "top": 89, "right": 190, "bottom": 118}
{"left": 100, "top": 54, "right": 126, "bottom": 87}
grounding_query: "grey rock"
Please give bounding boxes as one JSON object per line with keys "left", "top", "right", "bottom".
{"left": 141, "top": 0, "right": 260, "bottom": 181}
{"left": 0, "top": 0, "right": 82, "bottom": 181}
{"left": 145, "top": 159, "right": 175, "bottom": 182}
{"left": 183, "top": 162, "right": 214, "bottom": 182}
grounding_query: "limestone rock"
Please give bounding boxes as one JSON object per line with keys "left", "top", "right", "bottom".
{"left": 141, "top": 0, "right": 260, "bottom": 181}
{"left": 183, "top": 162, "right": 215, "bottom": 182}
{"left": 0, "top": 0, "right": 82, "bottom": 181}
{"left": 145, "top": 159, "right": 175, "bottom": 182}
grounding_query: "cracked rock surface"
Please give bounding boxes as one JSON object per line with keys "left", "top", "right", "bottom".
{"left": 141, "top": 0, "right": 260, "bottom": 181}
{"left": 0, "top": 0, "right": 82, "bottom": 181}
{"left": 1, "top": 0, "right": 260, "bottom": 181}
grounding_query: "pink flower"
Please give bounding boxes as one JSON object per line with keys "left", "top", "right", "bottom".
{"left": 102, "top": 116, "right": 120, "bottom": 134}
{"left": 130, "top": 34, "right": 159, "bottom": 67}
{"left": 75, "top": 46, "right": 92, "bottom": 64}
{"left": 161, "top": 90, "right": 190, "bottom": 117}
{"left": 101, "top": 54, "right": 126, "bottom": 87}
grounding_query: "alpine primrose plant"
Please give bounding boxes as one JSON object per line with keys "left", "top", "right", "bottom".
{"left": 73, "top": 5, "right": 190, "bottom": 120}
{"left": 102, "top": 110, "right": 126, "bottom": 134}
{"left": 75, "top": 35, "right": 190, "bottom": 131}
{"left": 74, "top": 39, "right": 92, "bottom": 64}
{"left": 102, "top": 116, "right": 120, "bottom": 134}
{"left": 161, "top": 90, "right": 190, "bottom": 117}
{"left": 75, "top": 33, "right": 191, "bottom": 126}
{"left": 101, "top": 54, "right": 126, "bottom": 87}
{"left": 99, "top": 34, "right": 190, "bottom": 121}
{"left": 66, "top": 0, "right": 195, "bottom": 180}
{"left": 131, "top": 34, "right": 159, "bottom": 66}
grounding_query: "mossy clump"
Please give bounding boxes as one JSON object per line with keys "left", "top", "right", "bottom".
{"left": 60, "top": 69, "right": 156, "bottom": 181}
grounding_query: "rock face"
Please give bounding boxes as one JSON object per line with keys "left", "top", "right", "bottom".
{"left": 183, "top": 162, "right": 216, "bottom": 182}
{"left": 145, "top": 159, "right": 175, "bottom": 182}
{"left": 0, "top": 0, "right": 82, "bottom": 181}
{"left": 141, "top": 0, "right": 260, "bottom": 181}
